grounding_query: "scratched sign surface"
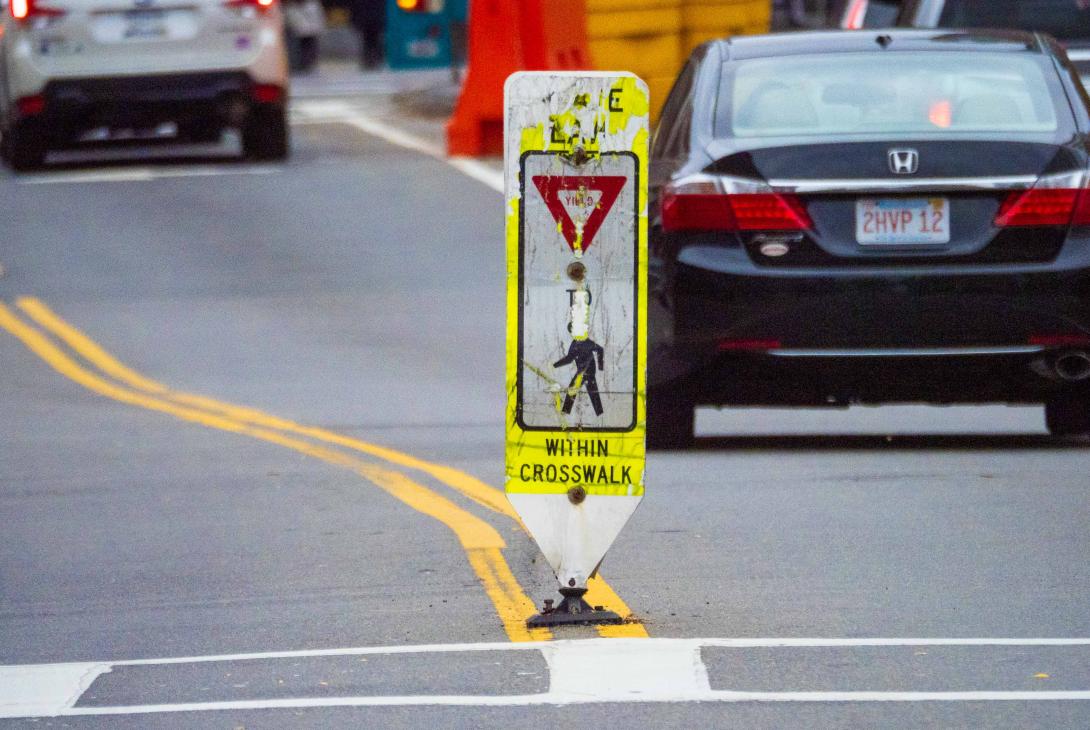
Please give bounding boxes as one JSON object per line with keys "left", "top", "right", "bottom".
{"left": 505, "top": 72, "right": 649, "bottom": 506}
{"left": 519, "top": 152, "right": 637, "bottom": 431}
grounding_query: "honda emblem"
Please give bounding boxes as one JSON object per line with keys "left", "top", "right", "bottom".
{"left": 888, "top": 148, "right": 919, "bottom": 175}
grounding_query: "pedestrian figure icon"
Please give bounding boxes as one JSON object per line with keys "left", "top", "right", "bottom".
{"left": 554, "top": 337, "right": 605, "bottom": 416}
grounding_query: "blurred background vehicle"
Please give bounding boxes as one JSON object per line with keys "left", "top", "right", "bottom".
{"left": 835, "top": 0, "right": 903, "bottom": 28}
{"left": 647, "top": 29, "right": 1090, "bottom": 448}
{"left": 838, "top": 0, "right": 1090, "bottom": 85}
{"left": 0, "top": 0, "right": 290, "bottom": 170}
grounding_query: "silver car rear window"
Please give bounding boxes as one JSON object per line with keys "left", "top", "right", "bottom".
{"left": 719, "top": 52, "right": 1069, "bottom": 140}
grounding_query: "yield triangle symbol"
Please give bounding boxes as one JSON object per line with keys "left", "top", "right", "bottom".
{"left": 532, "top": 175, "right": 627, "bottom": 254}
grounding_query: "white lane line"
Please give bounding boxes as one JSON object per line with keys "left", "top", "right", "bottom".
{"left": 54, "top": 690, "right": 1090, "bottom": 716}
{"left": 6, "top": 638, "right": 1090, "bottom": 718}
{"left": 291, "top": 100, "right": 504, "bottom": 194}
{"left": 100, "top": 636, "right": 1090, "bottom": 667}
{"left": 0, "top": 663, "right": 110, "bottom": 719}
{"left": 111, "top": 639, "right": 544, "bottom": 667}
{"left": 290, "top": 99, "right": 358, "bottom": 122}
{"left": 700, "top": 637, "right": 1090, "bottom": 648}
{"left": 25, "top": 169, "right": 158, "bottom": 183}
{"left": 447, "top": 156, "right": 505, "bottom": 194}
{"left": 18, "top": 166, "right": 280, "bottom": 185}
{"left": 339, "top": 116, "right": 444, "bottom": 158}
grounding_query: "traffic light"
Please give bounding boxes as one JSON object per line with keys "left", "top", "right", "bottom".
{"left": 396, "top": 0, "right": 444, "bottom": 13}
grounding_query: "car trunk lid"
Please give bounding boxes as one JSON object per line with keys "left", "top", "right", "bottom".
{"left": 13, "top": 0, "right": 272, "bottom": 77}
{"left": 694, "top": 140, "right": 1082, "bottom": 267}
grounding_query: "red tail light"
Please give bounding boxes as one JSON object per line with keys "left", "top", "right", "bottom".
{"left": 224, "top": 0, "right": 274, "bottom": 11}
{"left": 1077, "top": 189, "right": 1090, "bottom": 226}
{"left": 730, "top": 193, "right": 811, "bottom": 230}
{"left": 10, "top": 0, "right": 66, "bottom": 20}
{"left": 995, "top": 171, "right": 1090, "bottom": 227}
{"left": 995, "top": 189, "right": 1079, "bottom": 227}
{"left": 251, "top": 84, "right": 284, "bottom": 103}
{"left": 16, "top": 95, "right": 46, "bottom": 116}
{"left": 662, "top": 177, "right": 812, "bottom": 232}
{"left": 661, "top": 180, "right": 734, "bottom": 231}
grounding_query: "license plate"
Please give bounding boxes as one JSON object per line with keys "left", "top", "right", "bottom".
{"left": 94, "top": 9, "right": 196, "bottom": 43}
{"left": 123, "top": 10, "right": 168, "bottom": 39}
{"left": 856, "top": 198, "right": 949, "bottom": 245}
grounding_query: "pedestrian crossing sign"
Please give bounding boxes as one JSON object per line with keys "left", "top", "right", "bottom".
{"left": 503, "top": 71, "right": 649, "bottom": 595}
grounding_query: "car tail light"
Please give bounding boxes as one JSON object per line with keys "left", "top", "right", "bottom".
{"left": 996, "top": 189, "right": 1080, "bottom": 227}
{"left": 16, "top": 95, "right": 46, "bottom": 116}
{"left": 843, "top": 0, "right": 868, "bottom": 29}
{"left": 251, "top": 84, "right": 284, "bottom": 103}
{"left": 1077, "top": 193, "right": 1090, "bottom": 226}
{"left": 661, "top": 175, "right": 812, "bottom": 232}
{"left": 661, "top": 179, "right": 732, "bottom": 231}
{"left": 224, "top": 0, "right": 274, "bottom": 12}
{"left": 995, "top": 170, "right": 1090, "bottom": 227}
{"left": 10, "top": 0, "right": 66, "bottom": 21}
{"left": 731, "top": 194, "right": 811, "bottom": 230}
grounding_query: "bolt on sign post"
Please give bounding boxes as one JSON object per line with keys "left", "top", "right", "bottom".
{"left": 504, "top": 72, "right": 649, "bottom": 627}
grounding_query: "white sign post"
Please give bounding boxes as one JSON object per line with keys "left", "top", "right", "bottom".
{"left": 504, "top": 72, "right": 649, "bottom": 626}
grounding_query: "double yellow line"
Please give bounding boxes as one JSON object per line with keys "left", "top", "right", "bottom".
{"left": 0, "top": 297, "right": 647, "bottom": 642}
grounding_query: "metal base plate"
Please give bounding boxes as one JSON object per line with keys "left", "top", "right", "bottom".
{"left": 527, "top": 608, "right": 623, "bottom": 627}
{"left": 526, "top": 591, "right": 623, "bottom": 628}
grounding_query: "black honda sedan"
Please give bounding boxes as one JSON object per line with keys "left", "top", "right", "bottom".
{"left": 647, "top": 30, "right": 1090, "bottom": 447}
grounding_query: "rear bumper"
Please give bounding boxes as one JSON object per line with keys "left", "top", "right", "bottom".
{"left": 31, "top": 72, "right": 279, "bottom": 134}
{"left": 669, "top": 350, "right": 1090, "bottom": 406}
{"left": 650, "top": 245, "right": 1090, "bottom": 403}
{"left": 672, "top": 261, "right": 1090, "bottom": 348}
{"left": 46, "top": 72, "right": 255, "bottom": 105}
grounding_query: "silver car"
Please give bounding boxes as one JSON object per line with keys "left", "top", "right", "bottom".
{"left": 0, "top": 0, "right": 290, "bottom": 169}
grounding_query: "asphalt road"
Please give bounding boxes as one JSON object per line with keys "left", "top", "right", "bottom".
{"left": 2, "top": 75, "right": 1090, "bottom": 727}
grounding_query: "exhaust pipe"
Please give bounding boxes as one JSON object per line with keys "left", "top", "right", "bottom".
{"left": 1054, "top": 350, "right": 1090, "bottom": 381}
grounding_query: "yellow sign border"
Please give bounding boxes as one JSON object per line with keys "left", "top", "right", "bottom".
{"left": 504, "top": 75, "right": 650, "bottom": 497}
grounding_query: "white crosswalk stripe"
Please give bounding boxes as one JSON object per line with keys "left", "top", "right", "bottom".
{"left": 5, "top": 638, "right": 1090, "bottom": 719}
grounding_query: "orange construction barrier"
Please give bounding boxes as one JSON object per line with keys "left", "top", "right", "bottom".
{"left": 447, "top": 0, "right": 591, "bottom": 156}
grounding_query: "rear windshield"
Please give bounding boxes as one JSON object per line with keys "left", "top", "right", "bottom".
{"left": 719, "top": 52, "right": 1069, "bottom": 140}
{"left": 938, "top": 0, "right": 1090, "bottom": 43}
